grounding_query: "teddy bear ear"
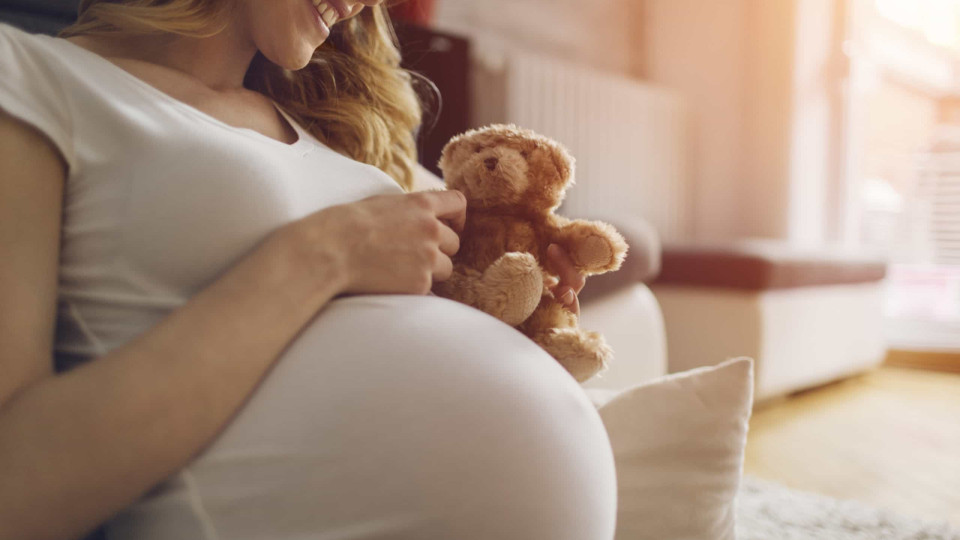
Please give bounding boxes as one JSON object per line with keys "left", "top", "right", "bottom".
{"left": 540, "top": 139, "right": 575, "bottom": 184}
{"left": 438, "top": 132, "right": 469, "bottom": 175}
{"left": 438, "top": 125, "right": 496, "bottom": 174}
{"left": 552, "top": 148, "right": 574, "bottom": 182}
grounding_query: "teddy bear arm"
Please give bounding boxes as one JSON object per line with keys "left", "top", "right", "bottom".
{"left": 551, "top": 219, "right": 628, "bottom": 275}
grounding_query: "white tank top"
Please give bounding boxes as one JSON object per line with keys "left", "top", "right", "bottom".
{"left": 0, "top": 23, "right": 405, "bottom": 369}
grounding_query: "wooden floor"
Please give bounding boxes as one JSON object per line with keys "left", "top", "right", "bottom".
{"left": 743, "top": 366, "right": 960, "bottom": 527}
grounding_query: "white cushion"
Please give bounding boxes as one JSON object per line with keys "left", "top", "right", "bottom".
{"left": 594, "top": 357, "right": 754, "bottom": 540}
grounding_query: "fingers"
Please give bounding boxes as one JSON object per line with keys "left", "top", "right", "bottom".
{"left": 548, "top": 243, "right": 584, "bottom": 316}
{"left": 420, "top": 190, "right": 467, "bottom": 233}
{"left": 547, "top": 244, "right": 586, "bottom": 294}
{"left": 551, "top": 284, "right": 580, "bottom": 317}
{"left": 437, "top": 222, "right": 460, "bottom": 257}
{"left": 557, "top": 286, "right": 576, "bottom": 305}
{"left": 547, "top": 244, "right": 587, "bottom": 317}
{"left": 432, "top": 252, "right": 453, "bottom": 282}
{"left": 569, "top": 291, "right": 580, "bottom": 317}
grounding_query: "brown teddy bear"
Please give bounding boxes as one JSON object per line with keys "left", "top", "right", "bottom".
{"left": 432, "top": 124, "right": 628, "bottom": 382}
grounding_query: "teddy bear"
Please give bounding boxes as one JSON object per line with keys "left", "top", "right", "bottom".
{"left": 432, "top": 124, "right": 628, "bottom": 382}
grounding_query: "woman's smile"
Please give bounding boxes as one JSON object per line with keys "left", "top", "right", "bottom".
{"left": 307, "top": 0, "right": 335, "bottom": 37}
{"left": 309, "top": 0, "right": 358, "bottom": 31}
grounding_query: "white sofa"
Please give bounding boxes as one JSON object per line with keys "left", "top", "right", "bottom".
{"left": 581, "top": 283, "right": 668, "bottom": 391}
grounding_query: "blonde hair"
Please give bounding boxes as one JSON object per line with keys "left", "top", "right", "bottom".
{"left": 60, "top": 0, "right": 423, "bottom": 191}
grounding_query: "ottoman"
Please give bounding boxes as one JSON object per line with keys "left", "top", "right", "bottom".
{"left": 650, "top": 241, "right": 888, "bottom": 401}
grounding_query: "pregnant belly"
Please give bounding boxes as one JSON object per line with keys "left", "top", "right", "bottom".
{"left": 107, "top": 295, "right": 614, "bottom": 540}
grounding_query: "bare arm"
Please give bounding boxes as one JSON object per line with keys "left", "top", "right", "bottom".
{"left": 0, "top": 109, "right": 465, "bottom": 540}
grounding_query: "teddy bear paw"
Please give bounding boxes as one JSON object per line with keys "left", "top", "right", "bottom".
{"left": 536, "top": 329, "right": 613, "bottom": 382}
{"left": 575, "top": 235, "right": 615, "bottom": 271}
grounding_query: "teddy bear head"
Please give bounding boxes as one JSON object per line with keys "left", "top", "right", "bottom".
{"left": 437, "top": 124, "right": 575, "bottom": 212}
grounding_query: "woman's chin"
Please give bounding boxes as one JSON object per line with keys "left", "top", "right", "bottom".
{"left": 263, "top": 45, "right": 318, "bottom": 72}
{"left": 287, "top": 50, "right": 316, "bottom": 71}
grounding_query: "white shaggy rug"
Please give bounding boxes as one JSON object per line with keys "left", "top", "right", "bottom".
{"left": 736, "top": 477, "right": 960, "bottom": 540}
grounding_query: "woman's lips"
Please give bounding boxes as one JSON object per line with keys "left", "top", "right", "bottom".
{"left": 307, "top": 0, "right": 334, "bottom": 35}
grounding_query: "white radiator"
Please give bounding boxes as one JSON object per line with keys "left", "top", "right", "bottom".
{"left": 471, "top": 50, "right": 689, "bottom": 241}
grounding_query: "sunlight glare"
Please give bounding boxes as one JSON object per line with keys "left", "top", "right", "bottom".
{"left": 875, "top": 0, "right": 960, "bottom": 49}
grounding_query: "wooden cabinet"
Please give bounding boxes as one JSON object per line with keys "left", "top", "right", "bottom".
{"left": 394, "top": 22, "right": 471, "bottom": 176}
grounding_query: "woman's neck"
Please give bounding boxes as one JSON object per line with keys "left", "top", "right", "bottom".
{"left": 66, "top": 19, "right": 257, "bottom": 92}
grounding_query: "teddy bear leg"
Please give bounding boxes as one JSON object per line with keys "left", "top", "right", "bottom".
{"left": 475, "top": 252, "right": 543, "bottom": 326}
{"left": 532, "top": 328, "right": 613, "bottom": 383}
{"left": 518, "top": 298, "right": 612, "bottom": 382}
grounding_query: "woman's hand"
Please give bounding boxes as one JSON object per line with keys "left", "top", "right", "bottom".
{"left": 284, "top": 190, "right": 467, "bottom": 296}
{"left": 546, "top": 243, "right": 587, "bottom": 317}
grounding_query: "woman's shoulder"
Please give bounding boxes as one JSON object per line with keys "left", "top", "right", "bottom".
{"left": 0, "top": 23, "right": 81, "bottom": 98}
{"left": 0, "top": 23, "right": 81, "bottom": 173}
{"left": 0, "top": 22, "right": 62, "bottom": 66}
{"left": 0, "top": 21, "right": 40, "bottom": 44}
{"left": 0, "top": 23, "right": 114, "bottom": 92}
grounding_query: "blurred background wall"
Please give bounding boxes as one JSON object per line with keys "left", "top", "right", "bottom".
{"left": 425, "top": 0, "right": 960, "bottom": 352}
{"left": 435, "top": 0, "right": 841, "bottom": 243}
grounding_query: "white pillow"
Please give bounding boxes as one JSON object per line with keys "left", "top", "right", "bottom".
{"left": 593, "top": 357, "right": 754, "bottom": 540}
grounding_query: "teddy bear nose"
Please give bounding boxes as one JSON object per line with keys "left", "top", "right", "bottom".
{"left": 483, "top": 157, "right": 499, "bottom": 171}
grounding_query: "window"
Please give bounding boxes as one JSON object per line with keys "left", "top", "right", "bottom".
{"left": 845, "top": 0, "right": 960, "bottom": 349}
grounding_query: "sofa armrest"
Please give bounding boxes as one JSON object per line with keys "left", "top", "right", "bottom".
{"left": 578, "top": 214, "right": 662, "bottom": 305}
{"left": 580, "top": 283, "right": 668, "bottom": 389}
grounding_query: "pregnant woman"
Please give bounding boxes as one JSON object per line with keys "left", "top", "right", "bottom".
{"left": 0, "top": 1, "right": 617, "bottom": 539}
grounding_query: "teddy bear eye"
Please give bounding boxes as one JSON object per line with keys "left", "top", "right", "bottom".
{"left": 473, "top": 145, "right": 483, "bottom": 153}
{"left": 520, "top": 150, "right": 530, "bottom": 159}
